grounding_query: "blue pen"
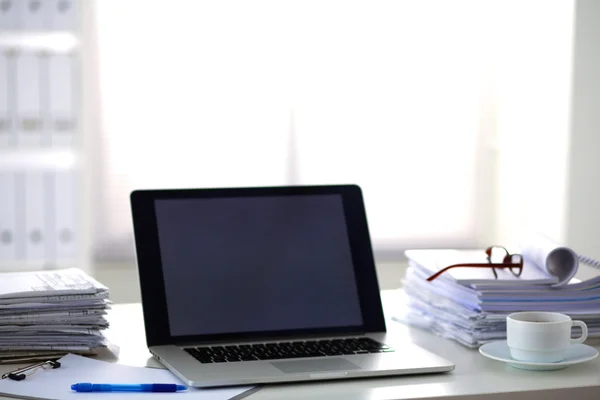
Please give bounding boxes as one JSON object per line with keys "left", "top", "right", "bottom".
{"left": 71, "top": 383, "right": 188, "bottom": 393}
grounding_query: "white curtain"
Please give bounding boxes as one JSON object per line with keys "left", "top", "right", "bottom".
{"left": 86, "top": 0, "right": 574, "bottom": 261}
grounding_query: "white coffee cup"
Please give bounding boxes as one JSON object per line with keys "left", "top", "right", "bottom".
{"left": 506, "top": 311, "right": 588, "bottom": 363}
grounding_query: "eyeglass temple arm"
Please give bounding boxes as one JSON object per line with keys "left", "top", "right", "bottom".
{"left": 425, "top": 263, "right": 521, "bottom": 282}
{"left": 426, "top": 264, "right": 485, "bottom": 282}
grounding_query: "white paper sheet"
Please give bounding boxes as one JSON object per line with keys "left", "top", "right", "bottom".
{"left": 0, "top": 269, "right": 108, "bottom": 299}
{"left": 518, "top": 232, "right": 579, "bottom": 286}
{"left": 0, "top": 354, "right": 256, "bottom": 400}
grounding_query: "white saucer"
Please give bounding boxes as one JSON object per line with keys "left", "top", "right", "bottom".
{"left": 479, "top": 341, "right": 598, "bottom": 371}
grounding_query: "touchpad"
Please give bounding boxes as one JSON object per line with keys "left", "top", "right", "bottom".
{"left": 271, "top": 358, "right": 361, "bottom": 374}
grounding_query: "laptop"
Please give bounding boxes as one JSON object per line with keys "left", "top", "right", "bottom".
{"left": 130, "top": 184, "right": 454, "bottom": 387}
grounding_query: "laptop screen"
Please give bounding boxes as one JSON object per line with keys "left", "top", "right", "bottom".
{"left": 154, "top": 194, "right": 363, "bottom": 337}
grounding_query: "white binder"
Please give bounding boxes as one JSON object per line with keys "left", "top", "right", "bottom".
{"left": 12, "top": 171, "right": 26, "bottom": 261}
{"left": 16, "top": 51, "right": 43, "bottom": 147}
{"left": 0, "top": 171, "right": 17, "bottom": 262}
{"left": 0, "top": 50, "right": 11, "bottom": 148}
{"left": 49, "top": 53, "right": 75, "bottom": 147}
{"left": 23, "top": 170, "right": 46, "bottom": 265}
{"left": 54, "top": 169, "right": 77, "bottom": 262}
{"left": 0, "top": 0, "right": 18, "bottom": 31}
{"left": 49, "top": 0, "right": 77, "bottom": 31}
{"left": 43, "top": 170, "right": 57, "bottom": 264}
{"left": 15, "top": 0, "right": 47, "bottom": 31}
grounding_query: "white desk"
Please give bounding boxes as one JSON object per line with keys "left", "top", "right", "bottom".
{"left": 2, "top": 291, "right": 600, "bottom": 400}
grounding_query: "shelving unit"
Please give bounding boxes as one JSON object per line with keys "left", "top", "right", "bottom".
{"left": 0, "top": 0, "right": 89, "bottom": 272}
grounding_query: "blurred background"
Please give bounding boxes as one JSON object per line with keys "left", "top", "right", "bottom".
{"left": 0, "top": 0, "right": 599, "bottom": 302}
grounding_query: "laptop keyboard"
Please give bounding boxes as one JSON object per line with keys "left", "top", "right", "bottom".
{"left": 185, "top": 337, "right": 394, "bottom": 364}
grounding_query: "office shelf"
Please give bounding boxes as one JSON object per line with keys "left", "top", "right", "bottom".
{"left": 0, "top": 0, "right": 88, "bottom": 272}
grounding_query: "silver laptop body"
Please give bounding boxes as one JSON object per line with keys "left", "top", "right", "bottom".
{"left": 131, "top": 185, "right": 454, "bottom": 387}
{"left": 150, "top": 331, "right": 453, "bottom": 387}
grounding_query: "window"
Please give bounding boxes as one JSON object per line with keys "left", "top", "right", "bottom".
{"left": 87, "top": 0, "right": 574, "bottom": 262}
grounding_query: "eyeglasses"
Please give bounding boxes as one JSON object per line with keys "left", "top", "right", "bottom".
{"left": 1, "top": 360, "right": 61, "bottom": 381}
{"left": 426, "top": 246, "right": 523, "bottom": 282}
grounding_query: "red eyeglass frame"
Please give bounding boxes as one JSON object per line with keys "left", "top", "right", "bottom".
{"left": 425, "top": 246, "right": 524, "bottom": 282}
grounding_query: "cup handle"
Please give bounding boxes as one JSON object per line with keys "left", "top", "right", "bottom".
{"left": 571, "top": 320, "right": 588, "bottom": 345}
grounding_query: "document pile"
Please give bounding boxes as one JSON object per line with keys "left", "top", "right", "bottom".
{"left": 0, "top": 268, "right": 110, "bottom": 363}
{"left": 394, "top": 234, "right": 600, "bottom": 348}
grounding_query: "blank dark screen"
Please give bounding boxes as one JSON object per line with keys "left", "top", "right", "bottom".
{"left": 154, "top": 194, "right": 363, "bottom": 337}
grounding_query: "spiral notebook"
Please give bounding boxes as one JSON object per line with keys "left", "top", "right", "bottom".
{"left": 578, "top": 254, "right": 600, "bottom": 270}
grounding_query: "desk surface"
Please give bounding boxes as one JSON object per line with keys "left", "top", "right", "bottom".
{"left": 2, "top": 291, "right": 600, "bottom": 400}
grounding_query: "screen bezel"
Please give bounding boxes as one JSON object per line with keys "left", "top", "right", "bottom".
{"left": 130, "top": 184, "right": 386, "bottom": 347}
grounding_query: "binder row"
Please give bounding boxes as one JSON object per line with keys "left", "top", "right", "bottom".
{"left": 0, "top": 168, "right": 79, "bottom": 266}
{"left": 0, "top": 49, "right": 77, "bottom": 148}
{"left": 0, "top": 0, "right": 78, "bottom": 32}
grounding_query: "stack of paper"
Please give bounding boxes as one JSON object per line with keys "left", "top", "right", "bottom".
{"left": 394, "top": 235, "right": 600, "bottom": 348}
{"left": 0, "top": 269, "right": 110, "bottom": 363}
